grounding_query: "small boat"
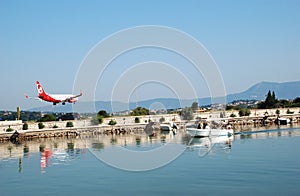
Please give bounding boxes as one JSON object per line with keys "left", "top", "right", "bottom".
{"left": 275, "top": 117, "right": 291, "bottom": 125}
{"left": 186, "top": 123, "right": 233, "bottom": 137}
{"left": 160, "top": 122, "right": 177, "bottom": 132}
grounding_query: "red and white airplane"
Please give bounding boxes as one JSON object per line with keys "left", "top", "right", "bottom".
{"left": 26, "top": 81, "right": 82, "bottom": 105}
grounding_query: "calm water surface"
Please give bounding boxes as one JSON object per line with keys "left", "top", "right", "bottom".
{"left": 1, "top": 126, "right": 300, "bottom": 195}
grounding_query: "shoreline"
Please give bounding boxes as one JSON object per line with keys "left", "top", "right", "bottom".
{"left": 1, "top": 107, "right": 299, "bottom": 143}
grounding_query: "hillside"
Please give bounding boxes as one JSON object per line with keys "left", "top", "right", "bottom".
{"left": 227, "top": 81, "right": 300, "bottom": 102}
{"left": 28, "top": 81, "right": 300, "bottom": 113}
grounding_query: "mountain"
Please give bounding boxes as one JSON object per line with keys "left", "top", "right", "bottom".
{"left": 28, "top": 81, "right": 300, "bottom": 113}
{"left": 227, "top": 81, "right": 300, "bottom": 102}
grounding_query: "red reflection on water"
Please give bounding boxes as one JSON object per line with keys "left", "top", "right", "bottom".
{"left": 40, "top": 148, "right": 52, "bottom": 173}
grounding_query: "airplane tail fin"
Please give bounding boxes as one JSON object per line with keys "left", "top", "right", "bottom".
{"left": 36, "top": 81, "right": 47, "bottom": 96}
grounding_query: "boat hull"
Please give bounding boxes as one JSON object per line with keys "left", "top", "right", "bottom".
{"left": 186, "top": 128, "right": 210, "bottom": 137}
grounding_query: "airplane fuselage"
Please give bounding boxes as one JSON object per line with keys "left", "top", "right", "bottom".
{"left": 38, "top": 94, "right": 79, "bottom": 104}
{"left": 34, "top": 81, "right": 82, "bottom": 105}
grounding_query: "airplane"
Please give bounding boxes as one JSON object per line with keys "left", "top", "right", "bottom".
{"left": 25, "top": 81, "right": 82, "bottom": 105}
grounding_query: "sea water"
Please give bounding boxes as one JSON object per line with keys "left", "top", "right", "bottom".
{"left": 0, "top": 126, "right": 300, "bottom": 195}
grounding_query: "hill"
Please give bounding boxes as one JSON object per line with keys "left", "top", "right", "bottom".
{"left": 27, "top": 81, "right": 300, "bottom": 113}
{"left": 227, "top": 81, "right": 300, "bottom": 102}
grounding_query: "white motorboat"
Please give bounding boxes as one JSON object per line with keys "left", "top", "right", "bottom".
{"left": 185, "top": 123, "right": 233, "bottom": 137}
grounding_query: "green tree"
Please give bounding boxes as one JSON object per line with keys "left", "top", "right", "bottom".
{"left": 130, "top": 107, "right": 149, "bottom": 116}
{"left": 258, "top": 90, "right": 278, "bottom": 109}
{"left": 276, "top": 109, "right": 280, "bottom": 116}
{"left": 97, "top": 110, "right": 109, "bottom": 118}
{"left": 38, "top": 114, "right": 56, "bottom": 122}
{"left": 180, "top": 107, "right": 194, "bottom": 120}
{"left": 191, "top": 102, "right": 198, "bottom": 112}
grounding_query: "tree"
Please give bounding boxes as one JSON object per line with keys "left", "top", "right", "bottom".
{"left": 258, "top": 90, "right": 278, "bottom": 109}
{"left": 180, "top": 107, "right": 194, "bottom": 120}
{"left": 38, "top": 114, "right": 56, "bottom": 122}
{"left": 130, "top": 107, "right": 149, "bottom": 116}
{"left": 97, "top": 110, "right": 109, "bottom": 118}
{"left": 276, "top": 109, "right": 280, "bottom": 116}
{"left": 191, "top": 102, "right": 198, "bottom": 112}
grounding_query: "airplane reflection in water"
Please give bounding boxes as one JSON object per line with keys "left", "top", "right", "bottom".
{"left": 0, "top": 138, "right": 87, "bottom": 173}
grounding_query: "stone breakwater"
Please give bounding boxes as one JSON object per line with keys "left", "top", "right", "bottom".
{"left": 0, "top": 124, "right": 158, "bottom": 143}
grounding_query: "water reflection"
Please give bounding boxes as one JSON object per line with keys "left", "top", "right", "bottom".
{"left": 187, "top": 136, "right": 233, "bottom": 157}
{"left": 1, "top": 127, "right": 300, "bottom": 173}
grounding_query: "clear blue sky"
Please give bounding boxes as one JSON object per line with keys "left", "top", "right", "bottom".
{"left": 0, "top": 0, "right": 299, "bottom": 110}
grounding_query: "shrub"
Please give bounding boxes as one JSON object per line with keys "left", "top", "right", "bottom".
{"left": 6, "top": 127, "right": 14, "bottom": 132}
{"left": 134, "top": 117, "right": 140, "bottom": 123}
{"left": 230, "top": 113, "right": 237, "bottom": 118}
{"left": 287, "top": 109, "right": 294, "bottom": 114}
{"left": 91, "top": 116, "right": 103, "bottom": 125}
{"left": 239, "top": 108, "right": 251, "bottom": 117}
{"left": 108, "top": 119, "right": 117, "bottom": 126}
{"left": 38, "top": 122, "right": 45, "bottom": 129}
{"left": 53, "top": 124, "right": 58, "bottom": 128}
{"left": 22, "top": 122, "right": 28, "bottom": 130}
{"left": 159, "top": 117, "right": 165, "bottom": 123}
{"left": 66, "top": 121, "right": 74, "bottom": 127}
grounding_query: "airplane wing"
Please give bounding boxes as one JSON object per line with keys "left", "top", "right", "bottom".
{"left": 71, "top": 90, "right": 83, "bottom": 99}
{"left": 62, "top": 90, "right": 83, "bottom": 103}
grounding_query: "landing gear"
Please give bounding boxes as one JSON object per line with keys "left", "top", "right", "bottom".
{"left": 53, "top": 103, "right": 56, "bottom": 105}
{"left": 62, "top": 102, "right": 66, "bottom": 105}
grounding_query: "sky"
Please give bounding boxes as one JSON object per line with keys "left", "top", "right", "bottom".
{"left": 0, "top": 0, "right": 299, "bottom": 111}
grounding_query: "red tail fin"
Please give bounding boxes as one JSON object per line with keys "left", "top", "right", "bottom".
{"left": 36, "top": 81, "right": 46, "bottom": 96}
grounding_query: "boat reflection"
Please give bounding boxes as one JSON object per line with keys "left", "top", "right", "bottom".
{"left": 187, "top": 135, "right": 233, "bottom": 157}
